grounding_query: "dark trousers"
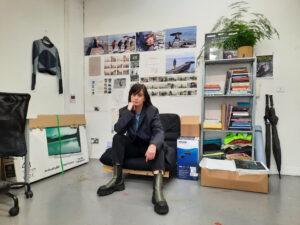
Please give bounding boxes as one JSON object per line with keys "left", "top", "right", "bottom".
{"left": 111, "top": 134, "right": 165, "bottom": 171}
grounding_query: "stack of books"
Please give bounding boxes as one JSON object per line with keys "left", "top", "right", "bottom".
{"left": 204, "top": 84, "right": 222, "bottom": 95}
{"left": 230, "top": 67, "right": 251, "bottom": 94}
{"left": 228, "top": 103, "right": 252, "bottom": 131}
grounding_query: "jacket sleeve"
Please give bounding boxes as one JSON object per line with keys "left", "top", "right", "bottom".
{"left": 149, "top": 108, "right": 165, "bottom": 151}
{"left": 31, "top": 41, "right": 39, "bottom": 90}
{"left": 55, "top": 49, "right": 63, "bottom": 94}
{"left": 114, "top": 107, "right": 135, "bottom": 135}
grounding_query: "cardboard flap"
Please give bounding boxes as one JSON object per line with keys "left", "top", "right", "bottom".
{"left": 29, "top": 114, "right": 86, "bottom": 129}
{"left": 181, "top": 116, "right": 200, "bottom": 124}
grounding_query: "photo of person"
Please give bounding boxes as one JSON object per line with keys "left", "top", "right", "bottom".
{"left": 165, "top": 26, "right": 196, "bottom": 49}
{"left": 136, "top": 31, "right": 165, "bottom": 52}
{"left": 108, "top": 33, "right": 136, "bottom": 54}
{"left": 257, "top": 55, "right": 273, "bottom": 78}
{"left": 223, "top": 50, "right": 237, "bottom": 59}
{"left": 166, "top": 52, "right": 195, "bottom": 74}
{"left": 84, "top": 36, "right": 109, "bottom": 56}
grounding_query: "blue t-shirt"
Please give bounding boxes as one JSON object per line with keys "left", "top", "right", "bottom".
{"left": 136, "top": 113, "right": 140, "bottom": 131}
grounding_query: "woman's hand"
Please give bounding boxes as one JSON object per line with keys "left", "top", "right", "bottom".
{"left": 145, "top": 144, "right": 157, "bottom": 162}
{"left": 127, "top": 102, "right": 135, "bottom": 112}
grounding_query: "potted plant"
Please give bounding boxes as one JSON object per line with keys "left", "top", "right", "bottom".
{"left": 211, "top": 1, "right": 279, "bottom": 58}
{"left": 197, "top": 1, "right": 279, "bottom": 62}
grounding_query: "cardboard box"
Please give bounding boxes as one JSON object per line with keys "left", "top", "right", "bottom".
{"left": 177, "top": 137, "right": 199, "bottom": 180}
{"left": 201, "top": 168, "right": 268, "bottom": 193}
{"left": 180, "top": 116, "right": 201, "bottom": 137}
{"left": 5, "top": 114, "right": 89, "bottom": 183}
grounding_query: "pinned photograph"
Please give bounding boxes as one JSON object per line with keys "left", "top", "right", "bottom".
{"left": 114, "top": 78, "right": 126, "bottom": 89}
{"left": 108, "top": 33, "right": 136, "bottom": 54}
{"left": 84, "top": 36, "right": 108, "bottom": 56}
{"left": 166, "top": 52, "right": 195, "bottom": 74}
{"left": 136, "top": 31, "right": 165, "bottom": 52}
{"left": 257, "top": 55, "right": 273, "bottom": 78}
{"left": 165, "top": 26, "right": 196, "bottom": 49}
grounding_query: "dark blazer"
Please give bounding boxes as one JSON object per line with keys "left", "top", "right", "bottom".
{"left": 114, "top": 105, "right": 165, "bottom": 151}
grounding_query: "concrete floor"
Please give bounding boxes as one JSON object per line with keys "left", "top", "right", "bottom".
{"left": 0, "top": 159, "right": 299, "bottom": 225}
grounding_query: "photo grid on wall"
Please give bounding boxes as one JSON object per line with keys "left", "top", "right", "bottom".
{"left": 84, "top": 25, "right": 198, "bottom": 97}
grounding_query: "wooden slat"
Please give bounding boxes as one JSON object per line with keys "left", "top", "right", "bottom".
{"left": 102, "top": 165, "right": 169, "bottom": 178}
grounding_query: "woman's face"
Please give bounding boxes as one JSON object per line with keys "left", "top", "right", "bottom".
{"left": 146, "top": 36, "right": 154, "bottom": 46}
{"left": 131, "top": 90, "right": 145, "bottom": 107}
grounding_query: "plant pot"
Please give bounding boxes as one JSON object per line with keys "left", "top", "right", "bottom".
{"left": 237, "top": 46, "right": 253, "bottom": 58}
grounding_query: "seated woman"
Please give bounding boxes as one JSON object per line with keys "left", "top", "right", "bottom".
{"left": 97, "top": 83, "right": 169, "bottom": 215}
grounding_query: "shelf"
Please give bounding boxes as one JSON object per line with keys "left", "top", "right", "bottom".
{"left": 205, "top": 57, "right": 255, "bottom": 65}
{"left": 203, "top": 129, "right": 254, "bottom": 133}
{"left": 204, "top": 94, "right": 254, "bottom": 98}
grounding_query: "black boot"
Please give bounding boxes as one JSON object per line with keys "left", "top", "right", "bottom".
{"left": 97, "top": 165, "right": 125, "bottom": 196}
{"left": 152, "top": 172, "right": 169, "bottom": 215}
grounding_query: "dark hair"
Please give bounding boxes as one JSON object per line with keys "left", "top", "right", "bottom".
{"left": 128, "top": 83, "right": 152, "bottom": 107}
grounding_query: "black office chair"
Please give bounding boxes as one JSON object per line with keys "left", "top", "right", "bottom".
{"left": 0, "top": 92, "right": 33, "bottom": 216}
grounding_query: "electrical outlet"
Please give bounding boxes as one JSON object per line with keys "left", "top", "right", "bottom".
{"left": 91, "top": 138, "right": 99, "bottom": 144}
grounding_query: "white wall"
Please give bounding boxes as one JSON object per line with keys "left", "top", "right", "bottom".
{"left": 0, "top": 0, "right": 84, "bottom": 117}
{"left": 84, "top": 0, "right": 300, "bottom": 176}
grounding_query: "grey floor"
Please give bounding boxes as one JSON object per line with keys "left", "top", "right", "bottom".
{"left": 0, "top": 159, "right": 299, "bottom": 225}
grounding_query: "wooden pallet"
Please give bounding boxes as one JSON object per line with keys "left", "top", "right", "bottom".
{"left": 102, "top": 165, "right": 169, "bottom": 178}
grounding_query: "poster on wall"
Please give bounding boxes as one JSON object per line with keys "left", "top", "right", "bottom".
{"left": 46, "top": 127, "right": 81, "bottom": 156}
{"left": 108, "top": 33, "right": 136, "bottom": 54}
{"left": 84, "top": 36, "right": 109, "bottom": 56}
{"left": 89, "top": 78, "right": 104, "bottom": 95}
{"left": 256, "top": 55, "right": 273, "bottom": 78}
{"left": 166, "top": 52, "right": 195, "bottom": 74}
{"left": 130, "top": 54, "right": 140, "bottom": 82}
{"left": 104, "top": 55, "right": 129, "bottom": 76}
{"left": 112, "top": 89, "right": 128, "bottom": 110}
{"left": 165, "top": 26, "right": 197, "bottom": 49}
{"left": 136, "top": 31, "right": 165, "bottom": 52}
{"left": 140, "top": 74, "right": 197, "bottom": 97}
{"left": 141, "top": 54, "right": 165, "bottom": 76}
{"left": 89, "top": 56, "right": 101, "bottom": 76}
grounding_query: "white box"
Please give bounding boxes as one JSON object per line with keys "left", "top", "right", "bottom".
{"left": 5, "top": 126, "right": 89, "bottom": 183}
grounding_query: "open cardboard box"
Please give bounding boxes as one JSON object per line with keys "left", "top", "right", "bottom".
{"left": 201, "top": 168, "right": 268, "bottom": 193}
{"left": 200, "top": 158, "right": 268, "bottom": 193}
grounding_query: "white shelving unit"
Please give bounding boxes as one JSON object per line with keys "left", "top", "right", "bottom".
{"left": 200, "top": 57, "right": 257, "bottom": 160}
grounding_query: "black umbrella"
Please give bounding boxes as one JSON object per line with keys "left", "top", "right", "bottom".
{"left": 264, "top": 95, "right": 271, "bottom": 169}
{"left": 268, "top": 95, "right": 282, "bottom": 178}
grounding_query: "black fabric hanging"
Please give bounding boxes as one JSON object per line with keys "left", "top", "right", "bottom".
{"left": 0, "top": 92, "right": 31, "bottom": 157}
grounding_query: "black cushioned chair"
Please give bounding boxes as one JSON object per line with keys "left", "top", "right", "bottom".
{"left": 100, "top": 113, "right": 180, "bottom": 177}
{"left": 0, "top": 92, "right": 33, "bottom": 216}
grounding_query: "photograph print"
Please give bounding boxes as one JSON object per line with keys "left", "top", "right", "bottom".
{"left": 256, "top": 55, "right": 273, "bottom": 78}
{"left": 84, "top": 36, "right": 109, "bottom": 56}
{"left": 166, "top": 52, "right": 195, "bottom": 74}
{"left": 108, "top": 33, "right": 136, "bottom": 54}
{"left": 136, "top": 31, "right": 165, "bottom": 52}
{"left": 165, "top": 26, "right": 196, "bottom": 49}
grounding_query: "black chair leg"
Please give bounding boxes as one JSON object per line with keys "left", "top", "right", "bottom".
{"left": 5, "top": 192, "right": 19, "bottom": 216}
{"left": 10, "top": 182, "right": 33, "bottom": 198}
